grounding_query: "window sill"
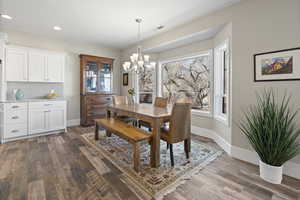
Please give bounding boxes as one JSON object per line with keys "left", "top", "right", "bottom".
{"left": 191, "top": 109, "right": 212, "bottom": 118}
{"left": 214, "top": 115, "right": 229, "bottom": 126}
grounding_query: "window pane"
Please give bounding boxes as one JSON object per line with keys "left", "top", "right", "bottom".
{"left": 139, "top": 66, "right": 155, "bottom": 104}
{"left": 162, "top": 55, "right": 211, "bottom": 111}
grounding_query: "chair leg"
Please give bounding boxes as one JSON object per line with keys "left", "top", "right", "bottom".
{"left": 184, "top": 138, "right": 191, "bottom": 159}
{"left": 133, "top": 142, "right": 140, "bottom": 173}
{"left": 166, "top": 142, "right": 170, "bottom": 150}
{"left": 106, "top": 130, "right": 112, "bottom": 137}
{"left": 95, "top": 123, "right": 99, "bottom": 140}
{"left": 169, "top": 144, "right": 174, "bottom": 167}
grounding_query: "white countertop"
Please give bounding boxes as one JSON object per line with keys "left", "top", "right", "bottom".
{"left": 0, "top": 98, "right": 67, "bottom": 103}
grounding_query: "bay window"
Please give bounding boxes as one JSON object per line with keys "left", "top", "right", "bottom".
{"left": 214, "top": 39, "right": 230, "bottom": 123}
{"left": 159, "top": 51, "right": 213, "bottom": 113}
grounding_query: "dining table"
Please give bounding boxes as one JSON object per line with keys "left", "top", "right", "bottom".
{"left": 106, "top": 103, "right": 172, "bottom": 168}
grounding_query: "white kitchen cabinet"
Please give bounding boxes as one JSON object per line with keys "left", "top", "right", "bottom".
{"left": 5, "top": 46, "right": 65, "bottom": 83}
{"left": 28, "top": 51, "right": 46, "bottom": 82}
{"left": 28, "top": 109, "right": 48, "bottom": 135}
{"left": 28, "top": 101, "right": 66, "bottom": 135}
{"left": 46, "top": 54, "right": 64, "bottom": 82}
{"left": 0, "top": 100, "right": 66, "bottom": 143}
{"left": 48, "top": 108, "right": 66, "bottom": 131}
{"left": 5, "top": 48, "right": 28, "bottom": 81}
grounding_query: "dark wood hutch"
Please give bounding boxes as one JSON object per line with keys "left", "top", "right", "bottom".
{"left": 80, "top": 54, "right": 114, "bottom": 126}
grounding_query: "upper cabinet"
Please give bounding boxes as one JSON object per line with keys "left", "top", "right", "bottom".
{"left": 46, "top": 54, "right": 64, "bottom": 82}
{"left": 6, "top": 48, "right": 28, "bottom": 82}
{"left": 5, "top": 46, "right": 65, "bottom": 83}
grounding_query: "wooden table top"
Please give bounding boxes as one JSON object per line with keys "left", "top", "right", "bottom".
{"left": 107, "top": 103, "right": 172, "bottom": 118}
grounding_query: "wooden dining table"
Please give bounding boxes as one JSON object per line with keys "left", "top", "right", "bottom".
{"left": 106, "top": 103, "right": 172, "bottom": 168}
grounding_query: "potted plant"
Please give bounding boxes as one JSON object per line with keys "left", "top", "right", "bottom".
{"left": 239, "top": 90, "right": 300, "bottom": 184}
{"left": 128, "top": 88, "right": 136, "bottom": 104}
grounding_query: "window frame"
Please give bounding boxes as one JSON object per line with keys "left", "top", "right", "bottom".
{"left": 157, "top": 50, "right": 214, "bottom": 117}
{"left": 214, "top": 39, "right": 230, "bottom": 125}
{"left": 134, "top": 65, "right": 157, "bottom": 104}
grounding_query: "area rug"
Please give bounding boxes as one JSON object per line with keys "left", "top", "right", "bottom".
{"left": 81, "top": 131, "right": 223, "bottom": 200}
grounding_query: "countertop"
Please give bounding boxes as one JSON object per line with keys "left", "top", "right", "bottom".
{"left": 0, "top": 98, "right": 67, "bottom": 103}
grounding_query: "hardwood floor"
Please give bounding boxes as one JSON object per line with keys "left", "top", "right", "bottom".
{"left": 0, "top": 126, "right": 299, "bottom": 200}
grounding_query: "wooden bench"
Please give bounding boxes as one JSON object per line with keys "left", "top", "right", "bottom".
{"left": 94, "top": 118, "right": 151, "bottom": 172}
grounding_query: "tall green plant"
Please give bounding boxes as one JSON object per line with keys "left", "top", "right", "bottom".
{"left": 239, "top": 90, "right": 300, "bottom": 166}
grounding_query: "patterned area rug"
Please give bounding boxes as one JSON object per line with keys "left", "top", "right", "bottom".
{"left": 82, "top": 130, "right": 223, "bottom": 200}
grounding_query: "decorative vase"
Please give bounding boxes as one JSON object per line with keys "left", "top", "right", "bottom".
{"left": 259, "top": 160, "right": 283, "bottom": 184}
{"left": 15, "top": 89, "right": 24, "bottom": 100}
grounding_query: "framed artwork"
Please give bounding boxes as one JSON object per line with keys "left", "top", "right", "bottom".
{"left": 123, "top": 73, "right": 129, "bottom": 86}
{"left": 254, "top": 47, "right": 300, "bottom": 82}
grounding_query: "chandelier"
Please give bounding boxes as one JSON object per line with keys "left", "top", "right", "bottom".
{"left": 122, "top": 18, "right": 155, "bottom": 74}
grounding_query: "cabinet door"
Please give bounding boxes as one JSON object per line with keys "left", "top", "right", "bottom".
{"left": 5, "top": 48, "right": 28, "bottom": 81}
{"left": 29, "top": 109, "right": 47, "bottom": 135}
{"left": 28, "top": 51, "right": 46, "bottom": 82}
{"left": 48, "top": 108, "right": 65, "bottom": 131}
{"left": 46, "top": 54, "right": 64, "bottom": 82}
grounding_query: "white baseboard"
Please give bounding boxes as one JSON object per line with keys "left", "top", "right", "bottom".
{"left": 191, "top": 126, "right": 231, "bottom": 154}
{"left": 191, "top": 125, "right": 300, "bottom": 180}
{"left": 67, "top": 119, "right": 80, "bottom": 127}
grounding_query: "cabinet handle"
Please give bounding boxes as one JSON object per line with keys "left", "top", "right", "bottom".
{"left": 106, "top": 98, "right": 111, "bottom": 100}
{"left": 45, "top": 110, "right": 51, "bottom": 112}
{"left": 12, "top": 116, "right": 19, "bottom": 119}
{"left": 12, "top": 106, "right": 19, "bottom": 108}
{"left": 11, "top": 130, "right": 19, "bottom": 133}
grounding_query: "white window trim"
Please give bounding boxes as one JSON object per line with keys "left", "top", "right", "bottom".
{"left": 158, "top": 50, "right": 214, "bottom": 117}
{"left": 214, "top": 39, "right": 230, "bottom": 125}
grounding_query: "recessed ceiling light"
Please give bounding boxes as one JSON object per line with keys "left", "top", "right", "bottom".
{"left": 1, "top": 14, "right": 12, "bottom": 20}
{"left": 53, "top": 26, "right": 62, "bottom": 31}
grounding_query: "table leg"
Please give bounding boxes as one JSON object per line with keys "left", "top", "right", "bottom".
{"left": 150, "top": 118, "right": 161, "bottom": 168}
{"left": 95, "top": 122, "right": 99, "bottom": 140}
{"left": 106, "top": 109, "right": 112, "bottom": 137}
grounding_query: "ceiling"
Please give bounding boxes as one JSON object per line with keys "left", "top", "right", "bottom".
{"left": 0, "top": 0, "right": 240, "bottom": 49}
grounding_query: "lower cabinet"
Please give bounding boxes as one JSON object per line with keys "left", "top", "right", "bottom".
{"left": 29, "top": 101, "right": 66, "bottom": 135}
{"left": 28, "top": 109, "right": 48, "bottom": 135}
{"left": 1, "top": 100, "right": 66, "bottom": 143}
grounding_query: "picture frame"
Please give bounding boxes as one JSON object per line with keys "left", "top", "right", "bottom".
{"left": 254, "top": 47, "right": 300, "bottom": 82}
{"left": 123, "top": 73, "right": 129, "bottom": 86}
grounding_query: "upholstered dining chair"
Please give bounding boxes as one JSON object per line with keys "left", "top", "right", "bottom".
{"left": 112, "top": 96, "right": 137, "bottom": 126}
{"left": 160, "top": 102, "right": 192, "bottom": 167}
{"left": 138, "top": 97, "right": 168, "bottom": 131}
{"left": 176, "top": 97, "right": 193, "bottom": 104}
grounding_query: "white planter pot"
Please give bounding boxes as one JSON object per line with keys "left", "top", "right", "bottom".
{"left": 259, "top": 160, "right": 283, "bottom": 184}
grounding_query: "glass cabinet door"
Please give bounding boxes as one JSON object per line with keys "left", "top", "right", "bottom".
{"left": 85, "top": 62, "right": 112, "bottom": 93}
{"left": 98, "top": 63, "right": 112, "bottom": 92}
{"left": 85, "top": 61, "right": 98, "bottom": 92}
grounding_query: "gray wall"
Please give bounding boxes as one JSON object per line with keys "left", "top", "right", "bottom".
{"left": 121, "top": 0, "right": 300, "bottom": 164}
{"left": 4, "top": 30, "right": 122, "bottom": 123}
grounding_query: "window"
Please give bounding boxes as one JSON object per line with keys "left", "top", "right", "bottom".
{"left": 136, "top": 66, "right": 156, "bottom": 104}
{"left": 214, "top": 40, "right": 229, "bottom": 123}
{"left": 159, "top": 51, "right": 212, "bottom": 112}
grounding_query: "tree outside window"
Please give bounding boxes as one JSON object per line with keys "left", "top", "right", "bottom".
{"left": 161, "top": 54, "right": 211, "bottom": 111}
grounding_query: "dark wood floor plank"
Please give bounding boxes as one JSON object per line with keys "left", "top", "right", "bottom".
{"left": 0, "top": 126, "right": 299, "bottom": 200}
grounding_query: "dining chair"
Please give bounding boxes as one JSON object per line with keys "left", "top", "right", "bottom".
{"left": 138, "top": 97, "right": 168, "bottom": 131}
{"left": 176, "top": 97, "right": 193, "bottom": 104}
{"left": 160, "top": 102, "right": 191, "bottom": 167}
{"left": 112, "top": 96, "right": 137, "bottom": 125}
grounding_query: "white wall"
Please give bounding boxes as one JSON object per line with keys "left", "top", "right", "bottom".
{"left": 121, "top": 0, "right": 300, "bottom": 165}
{"left": 3, "top": 30, "right": 121, "bottom": 123}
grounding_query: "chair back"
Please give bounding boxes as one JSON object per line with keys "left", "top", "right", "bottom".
{"left": 169, "top": 102, "right": 191, "bottom": 143}
{"left": 154, "top": 97, "right": 168, "bottom": 108}
{"left": 113, "top": 96, "right": 129, "bottom": 105}
{"left": 176, "top": 97, "right": 192, "bottom": 104}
